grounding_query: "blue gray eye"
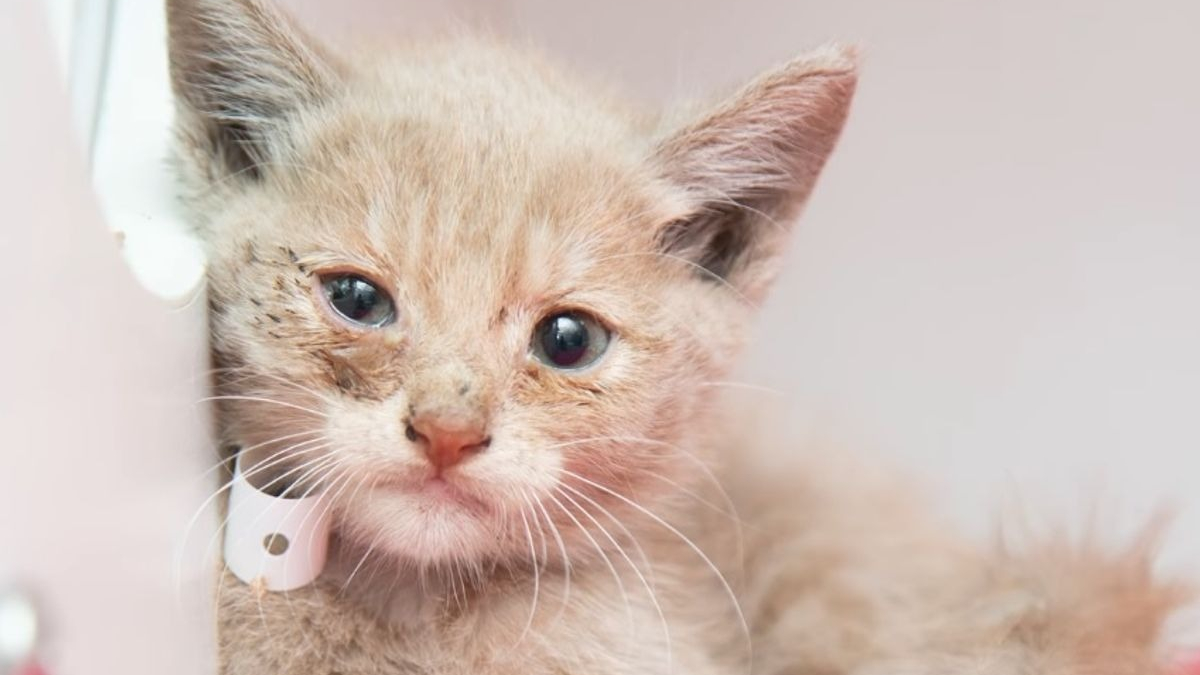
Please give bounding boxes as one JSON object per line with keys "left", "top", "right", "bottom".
{"left": 532, "top": 311, "right": 611, "bottom": 370}
{"left": 321, "top": 274, "right": 394, "bottom": 327}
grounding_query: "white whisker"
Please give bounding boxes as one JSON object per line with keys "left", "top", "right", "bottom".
{"left": 530, "top": 495, "right": 572, "bottom": 623}
{"left": 698, "top": 380, "right": 786, "bottom": 397}
{"left": 557, "top": 481, "right": 658, "bottom": 590}
{"left": 547, "top": 490, "right": 636, "bottom": 631}
{"left": 200, "top": 394, "right": 326, "bottom": 418}
{"left": 201, "top": 449, "right": 337, "bottom": 573}
{"left": 515, "top": 495, "right": 541, "bottom": 646}
{"left": 179, "top": 432, "right": 320, "bottom": 566}
{"left": 560, "top": 468, "right": 753, "bottom": 672}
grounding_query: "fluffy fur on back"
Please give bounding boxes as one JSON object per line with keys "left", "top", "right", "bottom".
{"left": 720, "top": 421, "right": 1193, "bottom": 675}
{"left": 165, "top": 0, "right": 1193, "bottom": 673}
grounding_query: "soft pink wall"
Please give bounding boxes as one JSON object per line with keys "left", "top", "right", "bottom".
{"left": 283, "top": 0, "right": 1200, "bottom": 569}
{"left": 0, "top": 5, "right": 213, "bottom": 673}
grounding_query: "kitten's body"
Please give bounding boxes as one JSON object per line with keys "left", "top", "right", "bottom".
{"left": 216, "top": 408, "right": 1183, "bottom": 674}
{"left": 166, "top": 1, "right": 1190, "bottom": 673}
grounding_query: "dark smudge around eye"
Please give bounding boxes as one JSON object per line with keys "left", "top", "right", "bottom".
{"left": 323, "top": 350, "right": 366, "bottom": 394}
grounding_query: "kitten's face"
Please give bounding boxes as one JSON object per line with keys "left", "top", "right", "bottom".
{"left": 206, "top": 102, "right": 734, "bottom": 563}
{"left": 169, "top": 0, "right": 855, "bottom": 569}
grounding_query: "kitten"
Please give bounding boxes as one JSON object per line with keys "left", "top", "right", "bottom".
{"left": 166, "top": 0, "right": 1192, "bottom": 673}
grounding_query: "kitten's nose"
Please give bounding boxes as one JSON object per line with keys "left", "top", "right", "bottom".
{"left": 405, "top": 415, "right": 490, "bottom": 472}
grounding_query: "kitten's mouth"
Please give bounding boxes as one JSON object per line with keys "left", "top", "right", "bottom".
{"left": 340, "top": 470, "right": 502, "bottom": 564}
{"left": 372, "top": 472, "right": 489, "bottom": 515}
{"left": 416, "top": 476, "right": 474, "bottom": 505}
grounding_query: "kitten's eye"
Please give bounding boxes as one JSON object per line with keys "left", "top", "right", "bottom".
{"left": 532, "top": 311, "right": 611, "bottom": 370}
{"left": 320, "top": 274, "right": 395, "bottom": 327}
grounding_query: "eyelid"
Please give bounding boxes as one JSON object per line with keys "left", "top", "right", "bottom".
{"left": 311, "top": 263, "right": 396, "bottom": 295}
{"left": 542, "top": 305, "right": 615, "bottom": 333}
{"left": 534, "top": 290, "right": 624, "bottom": 331}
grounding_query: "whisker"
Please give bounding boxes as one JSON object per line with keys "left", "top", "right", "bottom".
{"left": 340, "top": 475, "right": 390, "bottom": 594}
{"left": 178, "top": 435, "right": 330, "bottom": 592}
{"left": 526, "top": 491, "right": 551, "bottom": 572}
{"left": 586, "top": 251, "right": 757, "bottom": 309}
{"left": 515, "top": 496, "right": 541, "bottom": 646}
{"left": 235, "top": 453, "right": 345, "bottom": 658}
{"left": 570, "top": 434, "right": 747, "bottom": 552}
{"left": 273, "top": 452, "right": 344, "bottom": 500}
{"left": 188, "top": 433, "right": 329, "bottom": 520}
{"left": 557, "top": 481, "right": 658, "bottom": 590}
{"left": 547, "top": 490, "right": 634, "bottom": 627}
{"left": 697, "top": 380, "right": 786, "bottom": 397}
{"left": 211, "top": 366, "right": 338, "bottom": 406}
{"left": 199, "top": 394, "right": 327, "bottom": 418}
{"left": 640, "top": 467, "right": 747, "bottom": 590}
{"left": 272, "top": 461, "right": 356, "bottom": 656}
{"left": 554, "top": 487, "right": 674, "bottom": 674}
{"left": 560, "top": 468, "right": 753, "bottom": 673}
{"left": 542, "top": 434, "right": 746, "bottom": 561}
{"left": 585, "top": 281, "right": 733, "bottom": 353}
{"left": 201, "top": 449, "right": 338, "bottom": 574}
{"left": 530, "top": 495, "right": 572, "bottom": 623}
{"left": 192, "top": 428, "right": 324, "bottom": 485}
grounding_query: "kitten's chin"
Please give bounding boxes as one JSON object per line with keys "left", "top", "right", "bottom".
{"left": 342, "top": 483, "right": 501, "bottom": 565}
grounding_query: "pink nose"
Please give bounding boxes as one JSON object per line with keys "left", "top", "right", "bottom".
{"left": 405, "top": 416, "right": 490, "bottom": 471}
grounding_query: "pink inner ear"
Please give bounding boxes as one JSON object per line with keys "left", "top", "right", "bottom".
{"left": 653, "top": 44, "right": 858, "bottom": 217}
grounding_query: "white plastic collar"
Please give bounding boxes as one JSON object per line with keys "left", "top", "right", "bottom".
{"left": 223, "top": 456, "right": 332, "bottom": 592}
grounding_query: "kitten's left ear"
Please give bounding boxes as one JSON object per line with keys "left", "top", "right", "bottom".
{"left": 653, "top": 45, "right": 858, "bottom": 301}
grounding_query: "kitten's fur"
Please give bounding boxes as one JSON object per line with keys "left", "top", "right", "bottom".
{"left": 166, "top": 0, "right": 1192, "bottom": 672}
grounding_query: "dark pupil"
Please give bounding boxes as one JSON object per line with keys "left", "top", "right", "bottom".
{"left": 541, "top": 315, "right": 589, "bottom": 366}
{"left": 328, "top": 277, "right": 379, "bottom": 322}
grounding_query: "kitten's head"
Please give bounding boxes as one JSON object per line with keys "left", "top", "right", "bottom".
{"left": 169, "top": 0, "right": 855, "bottom": 569}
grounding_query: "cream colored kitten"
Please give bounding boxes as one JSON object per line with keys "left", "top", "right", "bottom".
{"left": 166, "top": 0, "right": 1191, "bottom": 673}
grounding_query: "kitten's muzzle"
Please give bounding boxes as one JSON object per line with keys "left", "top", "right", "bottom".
{"left": 404, "top": 358, "right": 494, "bottom": 472}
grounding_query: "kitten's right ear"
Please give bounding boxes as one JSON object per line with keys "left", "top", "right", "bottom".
{"left": 166, "top": 0, "right": 342, "bottom": 183}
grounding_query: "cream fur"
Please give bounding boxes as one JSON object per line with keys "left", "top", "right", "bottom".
{"left": 165, "top": 0, "right": 1193, "bottom": 673}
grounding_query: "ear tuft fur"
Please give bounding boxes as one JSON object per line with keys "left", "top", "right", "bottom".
{"left": 166, "top": 0, "right": 341, "bottom": 183}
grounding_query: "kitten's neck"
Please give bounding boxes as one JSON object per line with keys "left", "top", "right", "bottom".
{"left": 320, "top": 535, "right": 542, "bottom": 628}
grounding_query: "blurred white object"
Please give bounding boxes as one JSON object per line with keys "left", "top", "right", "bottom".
{"left": 61, "top": 0, "right": 207, "bottom": 304}
{"left": 88, "top": 0, "right": 208, "bottom": 302}
{"left": 0, "top": 586, "right": 39, "bottom": 673}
